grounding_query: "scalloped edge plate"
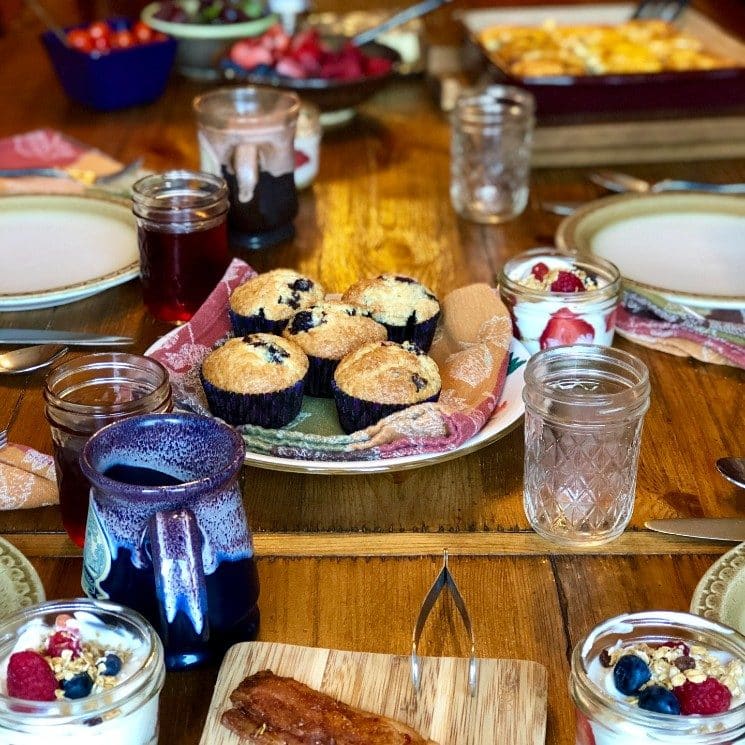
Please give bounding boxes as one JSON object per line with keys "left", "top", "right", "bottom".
{"left": 690, "top": 541, "right": 745, "bottom": 635}
{"left": 0, "top": 537, "right": 45, "bottom": 619}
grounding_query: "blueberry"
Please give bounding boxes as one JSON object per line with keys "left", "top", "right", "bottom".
{"left": 63, "top": 672, "right": 93, "bottom": 699}
{"left": 251, "top": 64, "right": 274, "bottom": 76}
{"left": 290, "top": 278, "right": 313, "bottom": 292}
{"left": 613, "top": 655, "right": 651, "bottom": 695}
{"left": 289, "top": 310, "right": 315, "bottom": 334}
{"left": 101, "top": 653, "right": 122, "bottom": 676}
{"left": 411, "top": 373, "right": 427, "bottom": 392}
{"left": 638, "top": 685, "right": 681, "bottom": 715}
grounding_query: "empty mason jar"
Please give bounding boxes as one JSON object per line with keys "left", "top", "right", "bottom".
{"left": 450, "top": 85, "right": 535, "bottom": 223}
{"left": 523, "top": 345, "right": 651, "bottom": 546}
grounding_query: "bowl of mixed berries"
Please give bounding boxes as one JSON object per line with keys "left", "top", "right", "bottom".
{"left": 222, "top": 23, "right": 399, "bottom": 118}
{"left": 141, "top": 0, "right": 276, "bottom": 79}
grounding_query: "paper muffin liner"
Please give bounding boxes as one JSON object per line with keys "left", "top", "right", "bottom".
{"left": 331, "top": 381, "right": 440, "bottom": 434}
{"left": 201, "top": 374, "right": 305, "bottom": 428}
{"left": 229, "top": 309, "right": 288, "bottom": 337}
{"left": 304, "top": 355, "right": 338, "bottom": 398}
{"left": 382, "top": 311, "right": 441, "bottom": 352}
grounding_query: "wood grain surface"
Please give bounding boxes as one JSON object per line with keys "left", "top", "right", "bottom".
{"left": 200, "top": 642, "right": 547, "bottom": 745}
{"left": 1, "top": 2, "right": 744, "bottom": 744}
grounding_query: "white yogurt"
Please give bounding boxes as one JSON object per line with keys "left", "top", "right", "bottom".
{"left": 0, "top": 600, "right": 164, "bottom": 745}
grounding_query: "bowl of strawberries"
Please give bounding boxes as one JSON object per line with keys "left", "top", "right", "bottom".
{"left": 222, "top": 23, "right": 399, "bottom": 117}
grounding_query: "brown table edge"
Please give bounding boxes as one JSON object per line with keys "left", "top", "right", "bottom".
{"left": 4, "top": 530, "right": 730, "bottom": 559}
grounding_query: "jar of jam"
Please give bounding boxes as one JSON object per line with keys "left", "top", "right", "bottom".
{"left": 43, "top": 353, "right": 172, "bottom": 547}
{"left": 132, "top": 170, "right": 230, "bottom": 324}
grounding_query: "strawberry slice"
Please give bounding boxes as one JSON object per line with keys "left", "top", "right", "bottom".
{"left": 539, "top": 308, "right": 595, "bottom": 349}
{"left": 230, "top": 41, "right": 273, "bottom": 70}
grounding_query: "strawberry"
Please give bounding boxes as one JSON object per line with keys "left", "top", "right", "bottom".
{"left": 550, "top": 270, "right": 586, "bottom": 293}
{"left": 276, "top": 57, "right": 306, "bottom": 79}
{"left": 531, "top": 262, "right": 550, "bottom": 281}
{"left": 7, "top": 651, "right": 58, "bottom": 701}
{"left": 364, "top": 56, "right": 393, "bottom": 76}
{"left": 539, "top": 308, "right": 595, "bottom": 349}
{"left": 46, "top": 630, "right": 82, "bottom": 659}
{"left": 575, "top": 711, "right": 597, "bottom": 745}
{"left": 674, "top": 678, "right": 732, "bottom": 715}
{"left": 229, "top": 41, "right": 273, "bottom": 70}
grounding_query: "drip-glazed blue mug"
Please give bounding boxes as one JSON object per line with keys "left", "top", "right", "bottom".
{"left": 80, "top": 412, "right": 259, "bottom": 670}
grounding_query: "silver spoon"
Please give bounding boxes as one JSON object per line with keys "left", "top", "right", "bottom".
{"left": 0, "top": 345, "right": 68, "bottom": 375}
{"left": 590, "top": 170, "right": 745, "bottom": 195}
{"left": 353, "top": 0, "right": 452, "bottom": 46}
{"left": 717, "top": 457, "right": 745, "bottom": 489}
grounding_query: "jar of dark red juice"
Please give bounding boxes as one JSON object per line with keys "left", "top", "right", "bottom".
{"left": 193, "top": 86, "right": 300, "bottom": 250}
{"left": 43, "top": 353, "right": 172, "bottom": 547}
{"left": 132, "top": 170, "right": 230, "bottom": 324}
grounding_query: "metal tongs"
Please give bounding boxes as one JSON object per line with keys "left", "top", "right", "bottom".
{"left": 411, "top": 551, "right": 478, "bottom": 697}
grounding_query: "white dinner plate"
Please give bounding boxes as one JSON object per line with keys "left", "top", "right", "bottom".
{"left": 556, "top": 193, "right": 745, "bottom": 309}
{"left": 690, "top": 542, "right": 745, "bottom": 636}
{"left": 0, "top": 193, "right": 139, "bottom": 311}
{"left": 0, "top": 536, "right": 45, "bottom": 619}
{"left": 241, "top": 339, "right": 529, "bottom": 474}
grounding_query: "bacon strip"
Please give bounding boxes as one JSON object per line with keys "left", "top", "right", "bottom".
{"left": 220, "top": 670, "right": 437, "bottom": 745}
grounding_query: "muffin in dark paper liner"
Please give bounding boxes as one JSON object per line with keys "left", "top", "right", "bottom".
{"left": 341, "top": 274, "right": 441, "bottom": 351}
{"left": 229, "top": 268, "right": 325, "bottom": 336}
{"left": 283, "top": 301, "right": 388, "bottom": 398}
{"left": 332, "top": 340, "right": 441, "bottom": 433}
{"left": 201, "top": 333, "right": 309, "bottom": 428}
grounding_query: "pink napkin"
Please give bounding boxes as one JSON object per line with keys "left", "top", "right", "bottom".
{"left": 0, "top": 443, "right": 58, "bottom": 510}
{"left": 0, "top": 129, "right": 123, "bottom": 194}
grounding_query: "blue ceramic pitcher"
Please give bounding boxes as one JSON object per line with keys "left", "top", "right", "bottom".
{"left": 79, "top": 412, "right": 259, "bottom": 670}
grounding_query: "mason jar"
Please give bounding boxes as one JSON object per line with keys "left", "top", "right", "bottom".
{"left": 570, "top": 611, "right": 745, "bottom": 745}
{"left": 0, "top": 598, "right": 165, "bottom": 745}
{"left": 450, "top": 84, "right": 535, "bottom": 223}
{"left": 499, "top": 248, "right": 621, "bottom": 355}
{"left": 44, "top": 353, "right": 172, "bottom": 547}
{"left": 523, "top": 345, "right": 651, "bottom": 546}
{"left": 132, "top": 170, "right": 230, "bottom": 324}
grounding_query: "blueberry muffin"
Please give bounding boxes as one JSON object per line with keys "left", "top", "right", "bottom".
{"left": 282, "top": 301, "right": 388, "bottom": 398}
{"left": 332, "top": 340, "right": 441, "bottom": 433}
{"left": 229, "top": 269, "right": 325, "bottom": 336}
{"left": 201, "top": 333, "right": 309, "bottom": 428}
{"left": 341, "top": 274, "right": 441, "bottom": 351}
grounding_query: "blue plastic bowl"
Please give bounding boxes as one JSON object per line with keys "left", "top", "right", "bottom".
{"left": 42, "top": 22, "right": 177, "bottom": 111}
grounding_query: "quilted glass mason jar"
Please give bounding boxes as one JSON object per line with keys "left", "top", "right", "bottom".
{"left": 522, "top": 345, "right": 651, "bottom": 546}
{"left": 450, "top": 84, "right": 535, "bottom": 223}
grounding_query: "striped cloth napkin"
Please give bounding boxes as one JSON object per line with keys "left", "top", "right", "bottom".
{"left": 0, "top": 443, "right": 58, "bottom": 510}
{"left": 616, "top": 289, "right": 745, "bottom": 369}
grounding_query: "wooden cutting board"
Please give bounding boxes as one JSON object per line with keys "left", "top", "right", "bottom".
{"left": 199, "top": 642, "right": 548, "bottom": 745}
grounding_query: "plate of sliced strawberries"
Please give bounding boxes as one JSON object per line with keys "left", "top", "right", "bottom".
{"left": 222, "top": 23, "right": 400, "bottom": 113}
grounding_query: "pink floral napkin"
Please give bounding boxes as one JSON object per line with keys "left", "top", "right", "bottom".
{"left": 0, "top": 129, "right": 123, "bottom": 194}
{"left": 147, "top": 259, "right": 516, "bottom": 462}
{"left": 0, "top": 443, "right": 58, "bottom": 510}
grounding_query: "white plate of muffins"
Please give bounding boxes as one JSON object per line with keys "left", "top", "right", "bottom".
{"left": 158, "top": 267, "right": 528, "bottom": 474}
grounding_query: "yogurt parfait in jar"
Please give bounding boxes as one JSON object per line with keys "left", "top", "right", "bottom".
{"left": 499, "top": 248, "right": 621, "bottom": 355}
{"left": 570, "top": 611, "right": 745, "bottom": 745}
{"left": 0, "top": 599, "right": 165, "bottom": 744}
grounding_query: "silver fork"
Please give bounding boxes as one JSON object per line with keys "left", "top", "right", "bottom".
{"left": 631, "top": 0, "right": 690, "bottom": 21}
{"left": 0, "top": 429, "right": 7, "bottom": 450}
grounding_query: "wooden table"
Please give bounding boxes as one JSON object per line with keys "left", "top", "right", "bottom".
{"left": 1, "top": 2, "right": 744, "bottom": 743}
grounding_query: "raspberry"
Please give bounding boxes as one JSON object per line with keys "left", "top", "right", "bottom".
{"left": 674, "top": 677, "right": 732, "bottom": 715}
{"left": 6, "top": 651, "right": 58, "bottom": 701}
{"left": 46, "top": 630, "right": 82, "bottom": 659}
{"left": 531, "top": 262, "right": 550, "bottom": 281}
{"left": 550, "top": 270, "right": 586, "bottom": 293}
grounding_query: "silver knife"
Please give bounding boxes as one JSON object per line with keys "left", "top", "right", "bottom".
{"left": 646, "top": 519, "right": 745, "bottom": 542}
{"left": 0, "top": 329, "right": 133, "bottom": 347}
